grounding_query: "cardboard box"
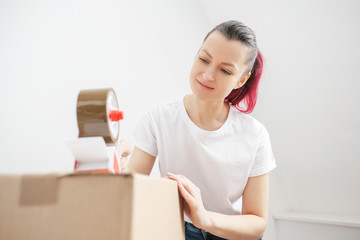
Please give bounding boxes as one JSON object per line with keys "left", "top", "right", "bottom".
{"left": 0, "top": 173, "right": 184, "bottom": 240}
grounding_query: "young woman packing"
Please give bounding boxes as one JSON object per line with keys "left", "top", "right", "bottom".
{"left": 126, "top": 20, "right": 276, "bottom": 240}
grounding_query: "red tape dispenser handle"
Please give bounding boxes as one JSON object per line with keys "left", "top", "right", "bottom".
{"left": 109, "top": 110, "right": 124, "bottom": 122}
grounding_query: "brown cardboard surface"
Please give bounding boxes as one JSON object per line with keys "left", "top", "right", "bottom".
{"left": 19, "top": 174, "right": 59, "bottom": 205}
{"left": 132, "top": 174, "right": 184, "bottom": 240}
{"left": 0, "top": 172, "right": 184, "bottom": 240}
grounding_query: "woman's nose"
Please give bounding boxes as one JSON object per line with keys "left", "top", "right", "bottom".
{"left": 202, "top": 67, "right": 215, "bottom": 81}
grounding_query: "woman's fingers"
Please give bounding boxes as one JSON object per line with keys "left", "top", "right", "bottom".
{"left": 177, "top": 180, "right": 192, "bottom": 201}
{"left": 120, "top": 157, "right": 129, "bottom": 173}
{"left": 120, "top": 138, "right": 134, "bottom": 157}
{"left": 167, "top": 172, "right": 179, "bottom": 181}
{"left": 167, "top": 173, "right": 199, "bottom": 200}
{"left": 167, "top": 173, "right": 188, "bottom": 198}
{"left": 167, "top": 173, "right": 196, "bottom": 188}
{"left": 166, "top": 172, "right": 208, "bottom": 227}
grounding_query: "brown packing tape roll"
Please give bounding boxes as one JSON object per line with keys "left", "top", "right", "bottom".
{"left": 77, "top": 88, "right": 119, "bottom": 144}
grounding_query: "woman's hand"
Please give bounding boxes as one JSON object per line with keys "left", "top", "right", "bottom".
{"left": 168, "top": 173, "right": 269, "bottom": 239}
{"left": 166, "top": 173, "right": 210, "bottom": 229}
{"left": 119, "top": 138, "right": 133, "bottom": 173}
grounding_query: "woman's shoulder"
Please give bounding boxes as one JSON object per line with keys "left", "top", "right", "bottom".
{"left": 229, "top": 105, "right": 268, "bottom": 134}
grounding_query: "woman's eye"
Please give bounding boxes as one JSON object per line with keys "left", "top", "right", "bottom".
{"left": 199, "top": 57, "right": 208, "bottom": 63}
{"left": 221, "top": 69, "right": 231, "bottom": 75}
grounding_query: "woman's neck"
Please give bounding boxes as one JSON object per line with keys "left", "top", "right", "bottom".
{"left": 184, "top": 94, "right": 230, "bottom": 131}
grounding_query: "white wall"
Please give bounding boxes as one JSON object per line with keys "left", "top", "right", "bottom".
{"left": 197, "top": 0, "right": 360, "bottom": 239}
{"left": 0, "top": 0, "right": 210, "bottom": 173}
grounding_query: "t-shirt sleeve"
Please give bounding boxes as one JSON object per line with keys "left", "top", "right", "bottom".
{"left": 127, "top": 110, "right": 158, "bottom": 157}
{"left": 249, "top": 124, "right": 276, "bottom": 177}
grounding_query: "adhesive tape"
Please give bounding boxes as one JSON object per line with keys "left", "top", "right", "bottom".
{"left": 76, "top": 88, "right": 121, "bottom": 144}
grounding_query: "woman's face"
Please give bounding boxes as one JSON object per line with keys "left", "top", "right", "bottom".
{"left": 189, "top": 30, "right": 249, "bottom": 103}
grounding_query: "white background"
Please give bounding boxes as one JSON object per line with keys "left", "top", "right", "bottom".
{"left": 1, "top": 0, "right": 360, "bottom": 239}
{"left": 0, "top": 0, "right": 208, "bottom": 172}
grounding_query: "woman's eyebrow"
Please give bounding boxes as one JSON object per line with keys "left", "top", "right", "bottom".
{"left": 202, "top": 49, "right": 213, "bottom": 58}
{"left": 201, "top": 49, "right": 238, "bottom": 70}
{"left": 222, "top": 62, "right": 238, "bottom": 70}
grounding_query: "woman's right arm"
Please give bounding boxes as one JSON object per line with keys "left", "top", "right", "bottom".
{"left": 127, "top": 146, "right": 156, "bottom": 175}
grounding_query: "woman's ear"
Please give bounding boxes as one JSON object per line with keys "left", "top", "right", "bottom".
{"left": 235, "top": 72, "right": 251, "bottom": 89}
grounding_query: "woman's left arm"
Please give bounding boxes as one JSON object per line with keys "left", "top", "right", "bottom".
{"left": 167, "top": 173, "right": 269, "bottom": 240}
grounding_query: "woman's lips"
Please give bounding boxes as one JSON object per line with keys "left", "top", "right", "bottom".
{"left": 197, "top": 80, "right": 214, "bottom": 90}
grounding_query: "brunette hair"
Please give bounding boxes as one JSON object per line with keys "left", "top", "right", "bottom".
{"left": 204, "top": 20, "right": 263, "bottom": 114}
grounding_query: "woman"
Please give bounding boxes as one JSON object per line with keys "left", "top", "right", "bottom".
{"left": 126, "top": 20, "right": 276, "bottom": 240}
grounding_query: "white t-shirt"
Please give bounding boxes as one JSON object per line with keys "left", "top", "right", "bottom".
{"left": 129, "top": 96, "right": 276, "bottom": 220}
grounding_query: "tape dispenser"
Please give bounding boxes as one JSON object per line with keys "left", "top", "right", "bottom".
{"left": 67, "top": 88, "right": 124, "bottom": 173}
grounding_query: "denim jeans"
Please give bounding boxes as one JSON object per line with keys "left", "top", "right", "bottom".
{"left": 185, "top": 222, "right": 227, "bottom": 240}
{"left": 185, "top": 221, "right": 262, "bottom": 240}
